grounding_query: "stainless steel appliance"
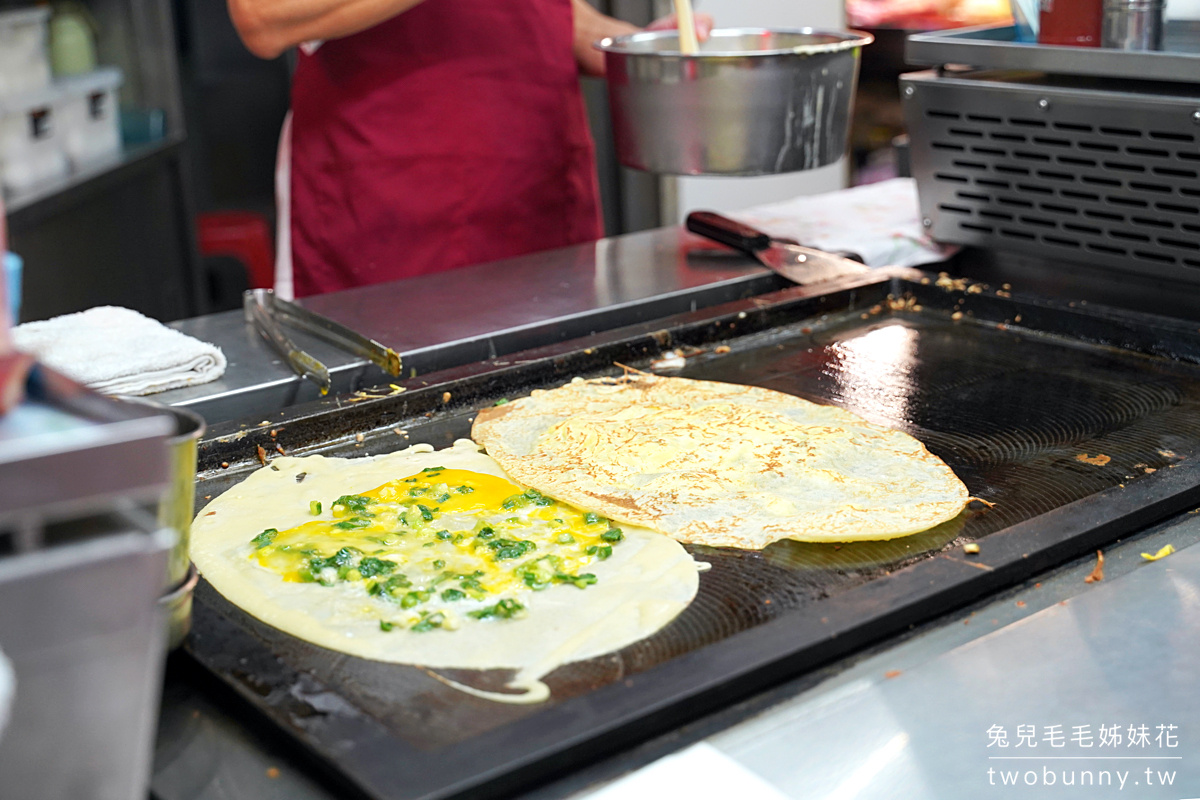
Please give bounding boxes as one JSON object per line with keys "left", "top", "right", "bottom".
{"left": 903, "top": 22, "right": 1200, "bottom": 282}
{"left": 0, "top": 366, "right": 174, "bottom": 800}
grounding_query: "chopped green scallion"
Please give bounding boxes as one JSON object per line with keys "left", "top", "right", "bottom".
{"left": 411, "top": 611, "right": 446, "bottom": 632}
{"left": 251, "top": 528, "right": 278, "bottom": 548}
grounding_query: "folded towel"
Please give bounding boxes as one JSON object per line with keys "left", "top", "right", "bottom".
{"left": 733, "top": 178, "right": 957, "bottom": 269}
{"left": 12, "top": 306, "right": 227, "bottom": 396}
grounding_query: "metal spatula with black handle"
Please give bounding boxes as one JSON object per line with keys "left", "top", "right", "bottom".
{"left": 686, "top": 211, "right": 868, "bottom": 286}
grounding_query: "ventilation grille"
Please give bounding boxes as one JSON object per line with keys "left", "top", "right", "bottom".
{"left": 910, "top": 88, "right": 1200, "bottom": 278}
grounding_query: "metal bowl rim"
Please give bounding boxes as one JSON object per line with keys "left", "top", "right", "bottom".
{"left": 594, "top": 27, "right": 874, "bottom": 58}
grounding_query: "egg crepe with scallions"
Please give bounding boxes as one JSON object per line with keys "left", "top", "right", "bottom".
{"left": 472, "top": 374, "right": 970, "bottom": 549}
{"left": 190, "top": 439, "right": 701, "bottom": 703}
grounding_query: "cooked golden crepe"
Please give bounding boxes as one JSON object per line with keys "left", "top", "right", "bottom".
{"left": 190, "top": 439, "right": 701, "bottom": 703}
{"left": 472, "top": 375, "right": 969, "bottom": 549}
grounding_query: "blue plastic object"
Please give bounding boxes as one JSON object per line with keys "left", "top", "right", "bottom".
{"left": 4, "top": 252, "right": 22, "bottom": 324}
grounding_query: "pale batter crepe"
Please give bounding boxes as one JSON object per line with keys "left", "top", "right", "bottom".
{"left": 190, "top": 439, "right": 701, "bottom": 703}
{"left": 472, "top": 375, "right": 969, "bottom": 548}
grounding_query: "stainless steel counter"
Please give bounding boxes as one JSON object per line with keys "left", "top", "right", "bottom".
{"left": 161, "top": 228, "right": 783, "bottom": 424}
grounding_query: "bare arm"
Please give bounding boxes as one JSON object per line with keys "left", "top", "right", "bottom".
{"left": 228, "top": 0, "right": 427, "bottom": 59}
{"left": 571, "top": 0, "right": 637, "bottom": 78}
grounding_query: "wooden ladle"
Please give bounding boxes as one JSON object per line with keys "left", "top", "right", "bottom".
{"left": 674, "top": 0, "right": 700, "bottom": 54}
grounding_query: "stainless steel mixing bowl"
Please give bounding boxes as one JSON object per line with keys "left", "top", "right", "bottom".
{"left": 595, "top": 28, "right": 873, "bottom": 176}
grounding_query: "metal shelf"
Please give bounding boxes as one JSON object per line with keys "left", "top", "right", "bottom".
{"left": 5, "top": 136, "right": 185, "bottom": 228}
{"left": 906, "top": 21, "right": 1200, "bottom": 83}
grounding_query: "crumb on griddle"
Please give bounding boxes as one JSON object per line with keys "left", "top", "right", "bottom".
{"left": 220, "top": 462, "right": 229, "bottom": 469}
{"left": 275, "top": 444, "right": 287, "bottom": 456}
{"left": 1141, "top": 544, "right": 1175, "bottom": 562}
{"left": 963, "top": 543, "right": 980, "bottom": 555}
{"left": 256, "top": 445, "right": 267, "bottom": 466}
{"left": 884, "top": 670, "right": 902, "bottom": 679}
{"left": 1076, "top": 453, "right": 1111, "bottom": 466}
{"left": 1084, "top": 550, "right": 1105, "bottom": 583}
{"left": 443, "top": 391, "right": 451, "bottom": 403}
{"left": 355, "top": 433, "right": 365, "bottom": 442}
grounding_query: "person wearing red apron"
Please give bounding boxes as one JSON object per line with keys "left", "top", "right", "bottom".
{"left": 227, "top": 0, "right": 709, "bottom": 297}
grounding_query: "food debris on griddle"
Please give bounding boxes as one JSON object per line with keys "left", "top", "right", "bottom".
{"left": 649, "top": 346, "right": 708, "bottom": 371}
{"left": 1141, "top": 544, "right": 1175, "bottom": 562}
{"left": 1076, "top": 453, "right": 1111, "bottom": 466}
{"left": 1084, "top": 550, "right": 1105, "bottom": 583}
{"left": 256, "top": 445, "right": 268, "bottom": 466}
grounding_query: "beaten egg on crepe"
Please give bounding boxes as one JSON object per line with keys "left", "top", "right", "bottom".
{"left": 472, "top": 374, "right": 970, "bottom": 549}
{"left": 190, "top": 439, "right": 701, "bottom": 703}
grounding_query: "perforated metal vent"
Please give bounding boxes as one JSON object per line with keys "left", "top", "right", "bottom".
{"left": 903, "top": 70, "right": 1200, "bottom": 282}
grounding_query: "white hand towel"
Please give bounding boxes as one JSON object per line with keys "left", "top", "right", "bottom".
{"left": 12, "top": 306, "right": 227, "bottom": 396}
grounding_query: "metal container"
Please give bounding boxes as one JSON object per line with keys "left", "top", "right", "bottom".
{"left": 595, "top": 28, "right": 873, "bottom": 176}
{"left": 120, "top": 398, "right": 205, "bottom": 648}
{"left": 1102, "top": 0, "right": 1164, "bottom": 49}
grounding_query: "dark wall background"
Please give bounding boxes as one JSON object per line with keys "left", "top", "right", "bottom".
{"left": 172, "top": 0, "right": 291, "bottom": 214}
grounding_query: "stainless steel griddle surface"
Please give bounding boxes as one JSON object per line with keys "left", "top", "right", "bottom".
{"left": 184, "top": 268, "right": 1200, "bottom": 800}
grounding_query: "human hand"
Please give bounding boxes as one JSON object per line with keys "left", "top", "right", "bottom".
{"left": 646, "top": 12, "right": 714, "bottom": 44}
{"left": 574, "top": 1, "right": 714, "bottom": 78}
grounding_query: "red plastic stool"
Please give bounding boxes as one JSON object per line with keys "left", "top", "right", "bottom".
{"left": 197, "top": 211, "right": 275, "bottom": 290}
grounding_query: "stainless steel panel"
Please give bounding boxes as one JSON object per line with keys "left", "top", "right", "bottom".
{"left": 903, "top": 68, "right": 1200, "bottom": 283}
{"left": 162, "top": 228, "right": 781, "bottom": 423}
{"left": 0, "top": 368, "right": 173, "bottom": 526}
{"left": 709, "top": 535, "right": 1200, "bottom": 798}
{"left": 905, "top": 21, "right": 1200, "bottom": 83}
{"left": 0, "top": 525, "right": 173, "bottom": 800}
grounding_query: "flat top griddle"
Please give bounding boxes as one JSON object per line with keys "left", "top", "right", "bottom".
{"left": 186, "top": 268, "right": 1200, "bottom": 800}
